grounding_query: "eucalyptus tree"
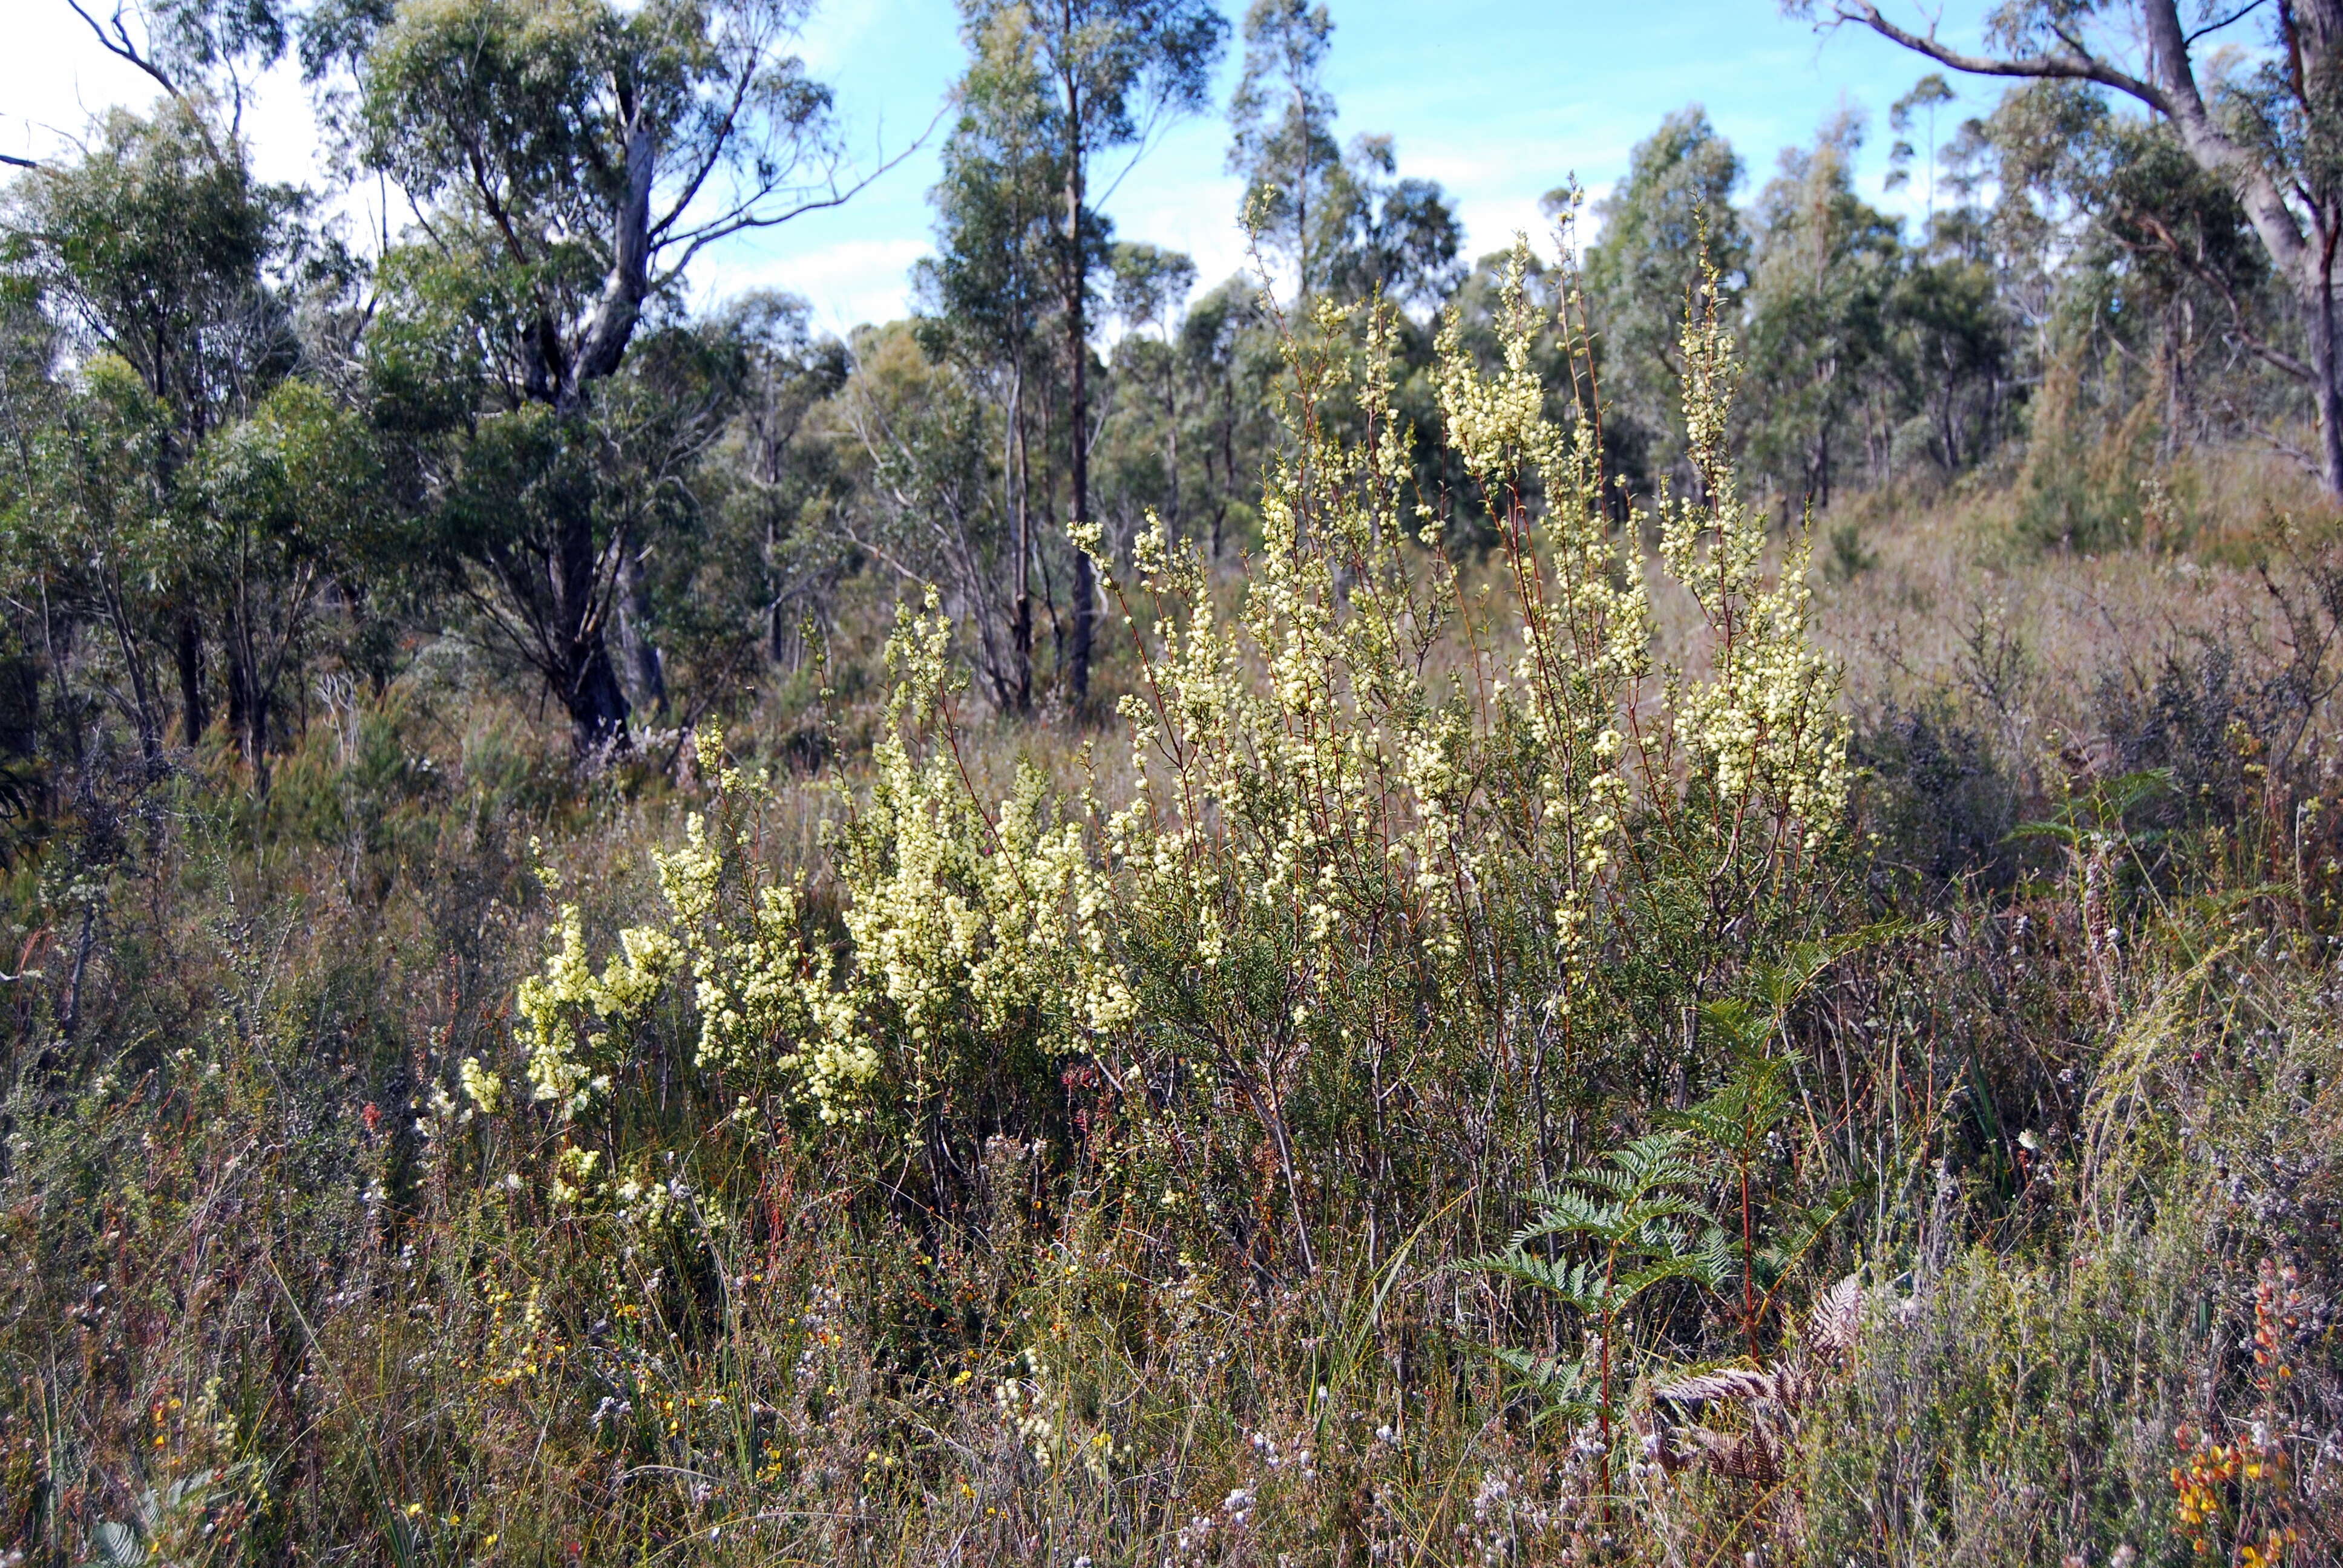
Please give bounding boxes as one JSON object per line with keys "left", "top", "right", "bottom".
{"left": 832, "top": 322, "right": 1032, "bottom": 713}
{"left": 3, "top": 99, "right": 306, "bottom": 753}
{"left": 1090, "top": 241, "right": 1201, "bottom": 581}
{"left": 1885, "top": 72, "right": 1956, "bottom": 243}
{"left": 1104, "top": 240, "right": 1197, "bottom": 541}
{"left": 1743, "top": 113, "right": 1899, "bottom": 508}
{"left": 1327, "top": 134, "right": 1463, "bottom": 310}
{"left": 711, "top": 290, "right": 850, "bottom": 673}
{"left": 1885, "top": 244, "right": 2010, "bottom": 475}
{"left": 1176, "top": 274, "right": 1271, "bottom": 560}
{"left": 1973, "top": 80, "right": 2270, "bottom": 453}
{"left": 352, "top": 0, "right": 868, "bottom": 753}
{"left": 1807, "top": 0, "right": 2343, "bottom": 494}
{"left": 922, "top": 1, "right": 1070, "bottom": 711}
{"left": 1579, "top": 106, "right": 1749, "bottom": 494}
{"left": 6, "top": 359, "right": 177, "bottom": 764}
{"left": 1227, "top": 0, "right": 1343, "bottom": 298}
{"left": 955, "top": 0, "right": 1226, "bottom": 707}
{"left": 192, "top": 377, "right": 386, "bottom": 780}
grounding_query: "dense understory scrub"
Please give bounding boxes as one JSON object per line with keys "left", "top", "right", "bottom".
{"left": 4, "top": 244, "right": 2342, "bottom": 1566}
{"left": 1794, "top": 930, "right": 2343, "bottom": 1567}
{"left": 517, "top": 245, "right": 1850, "bottom": 1268}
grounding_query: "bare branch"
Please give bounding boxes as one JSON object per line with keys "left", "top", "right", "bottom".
{"left": 2186, "top": 0, "right": 2270, "bottom": 46}
{"left": 650, "top": 117, "right": 939, "bottom": 289}
{"left": 2110, "top": 207, "right": 2307, "bottom": 377}
{"left": 2250, "top": 424, "right": 2327, "bottom": 478}
{"left": 59, "top": 1, "right": 247, "bottom": 169}
{"left": 646, "top": 51, "right": 768, "bottom": 244}
{"left": 62, "top": 0, "right": 183, "bottom": 99}
{"left": 1823, "top": 1, "right": 2168, "bottom": 111}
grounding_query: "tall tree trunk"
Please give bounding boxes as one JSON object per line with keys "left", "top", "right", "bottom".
{"left": 568, "top": 641, "right": 632, "bottom": 757}
{"left": 539, "top": 107, "right": 654, "bottom": 757}
{"left": 241, "top": 668, "right": 270, "bottom": 791}
{"left": 2284, "top": 3, "right": 2343, "bottom": 490}
{"left": 222, "top": 639, "right": 270, "bottom": 789}
{"left": 102, "top": 577, "right": 161, "bottom": 766}
{"left": 545, "top": 403, "right": 630, "bottom": 754}
{"left": 556, "top": 486, "right": 630, "bottom": 754}
{"left": 1938, "top": 366, "right": 1961, "bottom": 474}
{"left": 228, "top": 532, "right": 268, "bottom": 786}
{"left": 175, "top": 608, "right": 206, "bottom": 746}
{"left": 224, "top": 650, "right": 247, "bottom": 759}
{"left": 1011, "top": 361, "right": 1033, "bottom": 713}
{"left": 1163, "top": 345, "right": 1181, "bottom": 536}
{"left": 767, "top": 512, "right": 788, "bottom": 666}
{"left": 1293, "top": 74, "right": 1311, "bottom": 299}
{"left": 618, "top": 534, "right": 666, "bottom": 717}
{"left": 1216, "top": 372, "right": 1236, "bottom": 559}
{"left": 1064, "top": 54, "right": 1096, "bottom": 707}
{"left": 2309, "top": 248, "right": 2343, "bottom": 495}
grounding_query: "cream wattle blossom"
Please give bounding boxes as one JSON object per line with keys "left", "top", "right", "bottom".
{"left": 1656, "top": 262, "right": 1850, "bottom": 853}
{"left": 511, "top": 591, "right": 1132, "bottom": 1135}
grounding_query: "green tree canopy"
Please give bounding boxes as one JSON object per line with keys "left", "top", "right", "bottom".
{"left": 354, "top": 0, "right": 850, "bottom": 751}
{"left": 1744, "top": 111, "right": 1899, "bottom": 508}
{"left": 1581, "top": 105, "right": 1748, "bottom": 492}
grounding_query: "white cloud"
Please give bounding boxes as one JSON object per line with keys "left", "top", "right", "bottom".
{"left": 695, "top": 235, "right": 930, "bottom": 336}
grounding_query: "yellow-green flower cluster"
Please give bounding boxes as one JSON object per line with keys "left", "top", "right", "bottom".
{"left": 1657, "top": 265, "right": 1850, "bottom": 855}
{"left": 1088, "top": 293, "right": 1494, "bottom": 999}
{"left": 1435, "top": 244, "right": 1650, "bottom": 969}
{"left": 513, "top": 902, "right": 629, "bottom": 1119}
{"left": 513, "top": 594, "right": 1133, "bottom": 1133}
{"left": 824, "top": 596, "right": 1133, "bottom": 1100}
{"left": 457, "top": 1055, "right": 503, "bottom": 1114}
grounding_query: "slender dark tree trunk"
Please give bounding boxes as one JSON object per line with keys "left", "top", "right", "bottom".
{"left": 1012, "top": 362, "right": 1034, "bottom": 713}
{"left": 224, "top": 650, "right": 246, "bottom": 751}
{"left": 1163, "top": 342, "right": 1181, "bottom": 535}
{"left": 1068, "top": 335, "right": 1093, "bottom": 704}
{"left": 568, "top": 640, "right": 631, "bottom": 756}
{"left": 226, "top": 532, "right": 270, "bottom": 787}
{"left": 102, "top": 580, "right": 161, "bottom": 766}
{"left": 1215, "top": 371, "right": 1236, "bottom": 559}
{"left": 175, "top": 609, "right": 205, "bottom": 746}
{"left": 556, "top": 485, "right": 631, "bottom": 754}
{"left": 2309, "top": 236, "right": 2343, "bottom": 495}
{"left": 767, "top": 511, "right": 787, "bottom": 665}
{"left": 238, "top": 670, "right": 270, "bottom": 791}
{"left": 1293, "top": 76, "right": 1311, "bottom": 298}
{"left": 1064, "top": 64, "right": 1096, "bottom": 708}
{"left": 59, "top": 898, "right": 95, "bottom": 1046}
{"left": 1938, "top": 368, "right": 1961, "bottom": 473}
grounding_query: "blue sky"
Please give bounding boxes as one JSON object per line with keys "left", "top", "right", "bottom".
{"left": 7, "top": 1, "right": 2010, "bottom": 334}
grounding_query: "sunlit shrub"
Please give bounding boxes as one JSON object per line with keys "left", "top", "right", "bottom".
{"left": 513, "top": 240, "right": 1852, "bottom": 1290}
